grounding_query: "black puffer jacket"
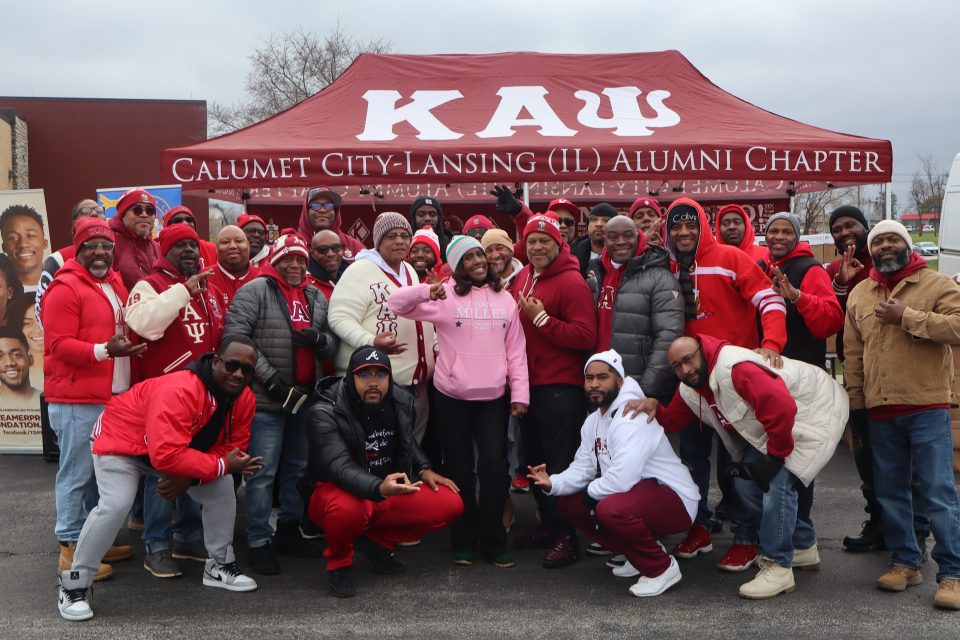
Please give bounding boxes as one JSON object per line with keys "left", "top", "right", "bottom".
{"left": 569, "top": 236, "right": 594, "bottom": 279}
{"left": 223, "top": 277, "right": 337, "bottom": 413}
{"left": 588, "top": 245, "right": 684, "bottom": 403}
{"left": 302, "top": 377, "right": 431, "bottom": 502}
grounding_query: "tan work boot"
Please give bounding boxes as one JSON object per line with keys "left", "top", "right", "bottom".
{"left": 792, "top": 544, "right": 821, "bottom": 571}
{"left": 877, "top": 565, "right": 921, "bottom": 592}
{"left": 103, "top": 543, "right": 134, "bottom": 563}
{"left": 739, "top": 556, "right": 796, "bottom": 599}
{"left": 934, "top": 578, "right": 960, "bottom": 610}
{"left": 58, "top": 542, "right": 114, "bottom": 582}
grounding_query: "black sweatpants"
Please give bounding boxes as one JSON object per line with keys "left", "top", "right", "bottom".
{"left": 434, "top": 390, "right": 510, "bottom": 558}
{"left": 521, "top": 384, "right": 586, "bottom": 536}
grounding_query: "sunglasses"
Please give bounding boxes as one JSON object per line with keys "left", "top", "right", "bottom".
{"left": 130, "top": 204, "right": 156, "bottom": 216}
{"left": 557, "top": 218, "right": 576, "bottom": 227}
{"left": 308, "top": 202, "right": 337, "bottom": 211}
{"left": 312, "top": 243, "right": 343, "bottom": 254}
{"left": 169, "top": 216, "right": 195, "bottom": 225}
{"left": 80, "top": 206, "right": 105, "bottom": 216}
{"left": 222, "top": 358, "right": 256, "bottom": 378}
{"left": 81, "top": 241, "right": 115, "bottom": 252}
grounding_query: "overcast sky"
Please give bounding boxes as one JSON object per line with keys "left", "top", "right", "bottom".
{"left": 3, "top": 0, "right": 957, "bottom": 205}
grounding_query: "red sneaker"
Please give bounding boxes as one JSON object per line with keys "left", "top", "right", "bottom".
{"left": 672, "top": 524, "right": 713, "bottom": 559}
{"left": 510, "top": 474, "right": 530, "bottom": 494}
{"left": 716, "top": 543, "right": 758, "bottom": 572}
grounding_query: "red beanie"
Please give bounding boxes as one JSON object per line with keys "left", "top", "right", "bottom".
{"left": 463, "top": 215, "right": 495, "bottom": 233}
{"left": 628, "top": 196, "right": 661, "bottom": 217}
{"left": 238, "top": 213, "right": 267, "bottom": 229}
{"left": 115, "top": 188, "right": 156, "bottom": 216}
{"left": 410, "top": 226, "right": 442, "bottom": 263}
{"left": 523, "top": 214, "right": 562, "bottom": 246}
{"left": 163, "top": 205, "right": 194, "bottom": 226}
{"left": 269, "top": 234, "right": 310, "bottom": 264}
{"left": 158, "top": 223, "right": 200, "bottom": 257}
{"left": 73, "top": 218, "right": 115, "bottom": 252}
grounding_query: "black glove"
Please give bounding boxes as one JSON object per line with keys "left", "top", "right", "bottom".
{"left": 490, "top": 185, "right": 522, "bottom": 216}
{"left": 748, "top": 454, "right": 784, "bottom": 493}
{"left": 848, "top": 408, "right": 868, "bottom": 436}
{"left": 266, "top": 374, "right": 291, "bottom": 402}
{"left": 292, "top": 327, "right": 326, "bottom": 349}
{"left": 583, "top": 492, "right": 599, "bottom": 513}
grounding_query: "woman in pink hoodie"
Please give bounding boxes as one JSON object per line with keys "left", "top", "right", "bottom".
{"left": 389, "top": 235, "right": 529, "bottom": 568}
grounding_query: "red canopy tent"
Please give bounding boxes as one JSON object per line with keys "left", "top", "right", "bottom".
{"left": 162, "top": 51, "right": 892, "bottom": 194}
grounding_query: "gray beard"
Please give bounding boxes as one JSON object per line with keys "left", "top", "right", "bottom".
{"left": 874, "top": 248, "right": 910, "bottom": 274}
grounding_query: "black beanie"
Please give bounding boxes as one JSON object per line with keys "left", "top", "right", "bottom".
{"left": 666, "top": 204, "right": 700, "bottom": 231}
{"left": 410, "top": 196, "right": 443, "bottom": 220}
{"left": 828, "top": 205, "right": 868, "bottom": 231}
{"left": 589, "top": 203, "right": 619, "bottom": 220}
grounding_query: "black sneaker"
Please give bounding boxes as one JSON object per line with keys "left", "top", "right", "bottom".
{"left": 328, "top": 567, "right": 356, "bottom": 598}
{"left": 300, "top": 520, "right": 324, "bottom": 540}
{"left": 843, "top": 520, "right": 886, "bottom": 552}
{"left": 274, "top": 520, "right": 324, "bottom": 558}
{"left": 542, "top": 534, "right": 580, "bottom": 569}
{"left": 247, "top": 543, "right": 281, "bottom": 575}
{"left": 356, "top": 537, "right": 405, "bottom": 575}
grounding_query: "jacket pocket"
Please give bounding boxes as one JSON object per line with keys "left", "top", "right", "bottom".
{"left": 448, "top": 353, "right": 508, "bottom": 398}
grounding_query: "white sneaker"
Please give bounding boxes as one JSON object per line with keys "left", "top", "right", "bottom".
{"left": 791, "top": 544, "right": 821, "bottom": 571}
{"left": 587, "top": 542, "right": 613, "bottom": 556}
{"left": 738, "top": 556, "right": 796, "bottom": 599}
{"left": 612, "top": 560, "right": 640, "bottom": 578}
{"left": 605, "top": 554, "right": 627, "bottom": 569}
{"left": 58, "top": 570, "right": 93, "bottom": 621}
{"left": 629, "top": 556, "right": 682, "bottom": 597}
{"left": 203, "top": 558, "right": 258, "bottom": 592}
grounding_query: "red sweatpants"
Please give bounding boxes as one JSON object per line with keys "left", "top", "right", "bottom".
{"left": 308, "top": 481, "right": 464, "bottom": 571}
{"left": 558, "top": 479, "right": 692, "bottom": 577}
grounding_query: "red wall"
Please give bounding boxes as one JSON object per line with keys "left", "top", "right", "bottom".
{"left": 0, "top": 97, "right": 207, "bottom": 249}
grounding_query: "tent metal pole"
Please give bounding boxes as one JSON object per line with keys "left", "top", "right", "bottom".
{"left": 885, "top": 183, "right": 892, "bottom": 220}
{"left": 522, "top": 182, "right": 530, "bottom": 208}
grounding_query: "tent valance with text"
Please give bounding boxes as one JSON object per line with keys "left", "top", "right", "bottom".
{"left": 161, "top": 51, "right": 892, "bottom": 190}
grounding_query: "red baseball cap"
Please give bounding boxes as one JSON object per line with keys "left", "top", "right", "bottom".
{"left": 547, "top": 198, "right": 579, "bottom": 216}
{"left": 238, "top": 214, "right": 267, "bottom": 229}
{"left": 463, "top": 215, "right": 495, "bottom": 233}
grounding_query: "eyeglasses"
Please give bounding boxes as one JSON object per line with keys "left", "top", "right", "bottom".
{"left": 81, "top": 241, "right": 115, "bottom": 252}
{"left": 79, "top": 206, "right": 105, "bottom": 216}
{"left": 244, "top": 227, "right": 266, "bottom": 236}
{"left": 557, "top": 218, "right": 576, "bottom": 227}
{"left": 169, "top": 216, "right": 195, "bottom": 225}
{"left": 308, "top": 202, "right": 337, "bottom": 211}
{"left": 130, "top": 204, "right": 156, "bottom": 216}
{"left": 670, "top": 347, "right": 701, "bottom": 374}
{"left": 383, "top": 232, "right": 411, "bottom": 242}
{"left": 312, "top": 243, "right": 343, "bottom": 254}
{"left": 222, "top": 359, "right": 256, "bottom": 378}
{"left": 356, "top": 369, "right": 389, "bottom": 381}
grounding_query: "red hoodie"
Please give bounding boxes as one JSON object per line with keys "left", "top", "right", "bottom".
{"left": 768, "top": 242, "right": 844, "bottom": 340}
{"left": 715, "top": 204, "right": 769, "bottom": 266}
{"left": 666, "top": 198, "right": 787, "bottom": 352}
{"left": 512, "top": 244, "right": 598, "bottom": 387}
{"left": 297, "top": 195, "right": 365, "bottom": 261}
{"left": 656, "top": 334, "right": 796, "bottom": 458}
{"left": 108, "top": 214, "right": 160, "bottom": 291}
{"left": 595, "top": 233, "right": 650, "bottom": 351}
{"left": 259, "top": 263, "right": 316, "bottom": 386}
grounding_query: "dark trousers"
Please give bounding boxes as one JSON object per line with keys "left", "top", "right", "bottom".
{"left": 434, "top": 390, "right": 510, "bottom": 557}
{"left": 678, "top": 424, "right": 733, "bottom": 526}
{"left": 521, "top": 384, "right": 587, "bottom": 536}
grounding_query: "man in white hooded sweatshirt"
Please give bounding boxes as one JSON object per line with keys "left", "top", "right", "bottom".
{"left": 528, "top": 350, "right": 699, "bottom": 597}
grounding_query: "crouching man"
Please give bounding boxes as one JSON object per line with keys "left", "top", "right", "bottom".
{"left": 304, "top": 346, "right": 463, "bottom": 598}
{"left": 528, "top": 350, "right": 699, "bottom": 598}
{"left": 629, "top": 335, "right": 847, "bottom": 599}
{"left": 57, "top": 337, "right": 263, "bottom": 622}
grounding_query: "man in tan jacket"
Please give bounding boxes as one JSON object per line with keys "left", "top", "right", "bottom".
{"left": 844, "top": 219, "right": 960, "bottom": 611}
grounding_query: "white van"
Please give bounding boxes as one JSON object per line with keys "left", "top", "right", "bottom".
{"left": 937, "top": 152, "right": 960, "bottom": 276}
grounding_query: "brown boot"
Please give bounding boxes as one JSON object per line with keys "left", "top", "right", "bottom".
{"left": 935, "top": 578, "right": 960, "bottom": 610}
{"left": 58, "top": 542, "right": 114, "bottom": 582}
{"left": 103, "top": 544, "right": 134, "bottom": 563}
{"left": 877, "top": 565, "right": 921, "bottom": 592}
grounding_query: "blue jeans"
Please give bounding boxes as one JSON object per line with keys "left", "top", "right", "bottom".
{"left": 142, "top": 477, "right": 203, "bottom": 554}
{"left": 733, "top": 448, "right": 816, "bottom": 567}
{"left": 870, "top": 408, "right": 960, "bottom": 580}
{"left": 245, "top": 408, "right": 311, "bottom": 548}
{"left": 50, "top": 403, "right": 105, "bottom": 542}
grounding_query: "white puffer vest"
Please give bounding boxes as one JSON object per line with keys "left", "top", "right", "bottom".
{"left": 678, "top": 346, "right": 848, "bottom": 486}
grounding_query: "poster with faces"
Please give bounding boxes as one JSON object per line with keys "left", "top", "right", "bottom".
{"left": 0, "top": 189, "right": 51, "bottom": 453}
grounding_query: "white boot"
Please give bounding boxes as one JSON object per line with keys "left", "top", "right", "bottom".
{"left": 58, "top": 569, "right": 93, "bottom": 621}
{"left": 738, "top": 556, "right": 796, "bottom": 599}
{"left": 791, "top": 544, "right": 821, "bottom": 571}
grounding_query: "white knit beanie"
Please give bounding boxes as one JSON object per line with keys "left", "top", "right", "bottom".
{"left": 445, "top": 235, "right": 483, "bottom": 272}
{"left": 584, "top": 349, "right": 625, "bottom": 379}
{"left": 867, "top": 220, "right": 912, "bottom": 250}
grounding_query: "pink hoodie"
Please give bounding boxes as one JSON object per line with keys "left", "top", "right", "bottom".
{"left": 388, "top": 281, "right": 529, "bottom": 405}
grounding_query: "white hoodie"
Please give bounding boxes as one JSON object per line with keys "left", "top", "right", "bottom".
{"left": 548, "top": 377, "right": 700, "bottom": 521}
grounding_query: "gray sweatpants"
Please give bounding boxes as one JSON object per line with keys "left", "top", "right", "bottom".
{"left": 72, "top": 454, "right": 237, "bottom": 586}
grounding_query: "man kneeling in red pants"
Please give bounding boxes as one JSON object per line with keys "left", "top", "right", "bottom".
{"left": 528, "top": 350, "right": 700, "bottom": 597}
{"left": 304, "top": 346, "right": 463, "bottom": 597}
